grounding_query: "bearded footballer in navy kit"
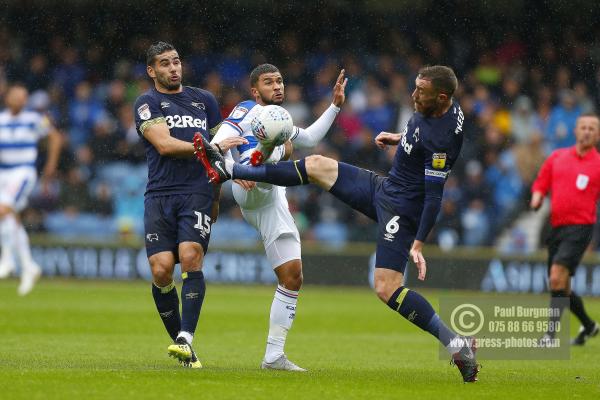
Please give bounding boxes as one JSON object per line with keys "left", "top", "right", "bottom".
{"left": 195, "top": 65, "right": 480, "bottom": 382}
{"left": 134, "top": 41, "right": 245, "bottom": 368}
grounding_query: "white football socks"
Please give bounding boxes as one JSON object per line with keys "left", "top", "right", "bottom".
{"left": 0, "top": 214, "right": 17, "bottom": 269}
{"left": 177, "top": 331, "right": 193, "bottom": 345}
{"left": 15, "top": 223, "right": 35, "bottom": 270}
{"left": 264, "top": 285, "right": 299, "bottom": 363}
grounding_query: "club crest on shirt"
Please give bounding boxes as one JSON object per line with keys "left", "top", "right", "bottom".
{"left": 138, "top": 103, "right": 151, "bottom": 120}
{"left": 191, "top": 102, "right": 205, "bottom": 110}
{"left": 413, "top": 127, "right": 420, "bottom": 142}
{"left": 229, "top": 106, "right": 248, "bottom": 120}
{"left": 432, "top": 153, "right": 447, "bottom": 169}
{"left": 576, "top": 174, "right": 589, "bottom": 190}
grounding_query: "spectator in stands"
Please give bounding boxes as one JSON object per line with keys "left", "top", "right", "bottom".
{"left": 545, "top": 89, "right": 581, "bottom": 151}
{"left": 87, "top": 116, "right": 117, "bottom": 164}
{"left": 68, "top": 81, "right": 107, "bottom": 150}
{"left": 93, "top": 183, "right": 114, "bottom": 217}
{"left": 510, "top": 95, "right": 543, "bottom": 144}
{"left": 283, "top": 84, "right": 310, "bottom": 127}
{"left": 59, "top": 167, "right": 94, "bottom": 214}
{"left": 359, "top": 80, "right": 394, "bottom": 134}
{"left": 52, "top": 47, "right": 86, "bottom": 99}
{"left": 513, "top": 132, "right": 546, "bottom": 187}
{"left": 25, "top": 54, "right": 50, "bottom": 91}
{"left": 435, "top": 198, "right": 462, "bottom": 249}
{"left": 461, "top": 199, "right": 491, "bottom": 247}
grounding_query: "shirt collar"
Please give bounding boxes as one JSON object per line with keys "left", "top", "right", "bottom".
{"left": 571, "top": 145, "right": 598, "bottom": 159}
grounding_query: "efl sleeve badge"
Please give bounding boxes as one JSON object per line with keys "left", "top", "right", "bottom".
{"left": 432, "top": 153, "right": 447, "bottom": 169}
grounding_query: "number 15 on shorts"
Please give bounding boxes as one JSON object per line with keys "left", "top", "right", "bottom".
{"left": 194, "top": 211, "right": 211, "bottom": 237}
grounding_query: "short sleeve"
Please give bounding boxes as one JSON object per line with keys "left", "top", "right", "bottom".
{"left": 204, "top": 91, "right": 223, "bottom": 131}
{"left": 223, "top": 100, "right": 257, "bottom": 135}
{"left": 134, "top": 94, "right": 165, "bottom": 136}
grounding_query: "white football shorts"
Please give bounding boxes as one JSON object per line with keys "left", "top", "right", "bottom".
{"left": 232, "top": 182, "right": 301, "bottom": 268}
{"left": 0, "top": 167, "right": 37, "bottom": 212}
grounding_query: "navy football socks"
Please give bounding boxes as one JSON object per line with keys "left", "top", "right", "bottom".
{"left": 152, "top": 281, "right": 181, "bottom": 341}
{"left": 180, "top": 270, "right": 206, "bottom": 335}
{"left": 232, "top": 159, "right": 309, "bottom": 186}
{"left": 387, "top": 286, "right": 456, "bottom": 345}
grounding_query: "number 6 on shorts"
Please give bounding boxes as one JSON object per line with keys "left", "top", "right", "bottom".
{"left": 386, "top": 216, "right": 400, "bottom": 234}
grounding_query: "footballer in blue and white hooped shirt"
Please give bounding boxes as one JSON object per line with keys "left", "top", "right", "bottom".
{"left": 210, "top": 63, "right": 347, "bottom": 371}
{"left": 0, "top": 83, "right": 62, "bottom": 295}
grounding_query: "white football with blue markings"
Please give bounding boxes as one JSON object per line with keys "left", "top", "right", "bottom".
{"left": 250, "top": 105, "right": 293, "bottom": 146}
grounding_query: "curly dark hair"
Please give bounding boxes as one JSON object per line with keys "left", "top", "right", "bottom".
{"left": 250, "top": 64, "right": 280, "bottom": 87}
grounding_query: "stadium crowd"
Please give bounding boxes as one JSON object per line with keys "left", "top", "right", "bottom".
{"left": 1, "top": 3, "right": 600, "bottom": 249}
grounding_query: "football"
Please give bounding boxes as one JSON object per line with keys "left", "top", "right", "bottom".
{"left": 250, "top": 105, "right": 294, "bottom": 146}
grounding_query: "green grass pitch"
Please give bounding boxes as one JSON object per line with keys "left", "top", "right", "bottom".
{"left": 0, "top": 279, "right": 599, "bottom": 399}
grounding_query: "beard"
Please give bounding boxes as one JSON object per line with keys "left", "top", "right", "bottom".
{"left": 257, "top": 90, "right": 284, "bottom": 105}
{"left": 270, "top": 96, "right": 284, "bottom": 105}
{"left": 415, "top": 101, "right": 436, "bottom": 117}
{"left": 157, "top": 74, "right": 181, "bottom": 91}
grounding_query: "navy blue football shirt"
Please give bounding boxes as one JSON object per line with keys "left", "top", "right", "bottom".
{"left": 134, "top": 86, "right": 222, "bottom": 197}
{"left": 385, "top": 102, "right": 464, "bottom": 240}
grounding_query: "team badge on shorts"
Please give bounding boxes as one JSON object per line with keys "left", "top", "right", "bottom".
{"left": 576, "top": 174, "right": 589, "bottom": 190}
{"left": 432, "top": 153, "right": 447, "bottom": 169}
{"left": 138, "top": 103, "right": 151, "bottom": 120}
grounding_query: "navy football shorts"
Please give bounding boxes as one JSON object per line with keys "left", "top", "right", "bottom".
{"left": 329, "top": 162, "right": 418, "bottom": 273}
{"left": 144, "top": 193, "right": 214, "bottom": 259}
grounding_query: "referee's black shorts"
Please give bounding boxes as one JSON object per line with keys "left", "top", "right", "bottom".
{"left": 547, "top": 224, "right": 594, "bottom": 276}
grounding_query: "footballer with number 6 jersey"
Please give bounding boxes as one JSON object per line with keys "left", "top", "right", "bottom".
{"left": 134, "top": 41, "right": 245, "bottom": 368}
{"left": 195, "top": 66, "right": 480, "bottom": 382}
{"left": 210, "top": 64, "right": 347, "bottom": 371}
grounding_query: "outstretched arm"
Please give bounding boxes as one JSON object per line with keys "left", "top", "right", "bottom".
{"left": 143, "top": 122, "right": 196, "bottom": 157}
{"left": 374, "top": 131, "right": 403, "bottom": 149}
{"left": 291, "top": 69, "right": 347, "bottom": 148}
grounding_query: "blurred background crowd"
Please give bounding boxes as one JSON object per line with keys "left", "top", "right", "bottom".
{"left": 1, "top": 0, "right": 600, "bottom": 250}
